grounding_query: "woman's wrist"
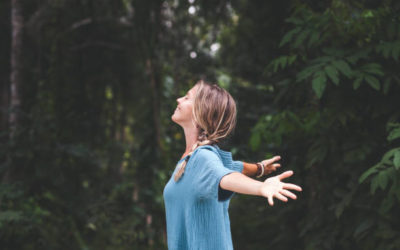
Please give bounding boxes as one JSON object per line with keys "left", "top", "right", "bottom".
{"left": 242, "top": 162, "right": 258, "bottom": 176}
{"left": 255, "top": 162, "right": 264, "bottom": 178}
{"left": 242, "top": 161, "right": 267, "bottom": 177}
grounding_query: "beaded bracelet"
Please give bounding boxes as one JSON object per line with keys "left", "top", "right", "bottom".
{"left": 256, "top": 162, "right": 264, "bottom": 178}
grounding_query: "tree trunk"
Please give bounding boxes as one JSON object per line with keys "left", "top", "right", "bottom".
{"left": 0, "top": 79, "right": 9, "bottom": 133}
{"left": 9, "top": 0, "right": 23, "bottom": 138}
{"left": 2, "top": 0, "right": 23, "bottom": 186}
{"left": 146, "top": 58, "right": 162, "bottom": 153}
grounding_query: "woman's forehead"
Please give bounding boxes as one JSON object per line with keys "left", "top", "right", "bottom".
{"left": 188, "top": 85, "right": 198, "bottom": 96}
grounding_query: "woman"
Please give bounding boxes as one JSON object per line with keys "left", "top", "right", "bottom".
{"left": 163, "top": 80, "right": 302, "bottom": 250}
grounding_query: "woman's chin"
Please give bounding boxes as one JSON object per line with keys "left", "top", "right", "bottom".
{"left": 171, "top": 114, "right": 179, "bottom": 123}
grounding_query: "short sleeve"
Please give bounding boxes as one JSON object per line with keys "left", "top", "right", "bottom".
{"left": 232, "top": 160, "right": 244, "bottom": 172}
{"left": 217, "top": 160, "right": 244, "bottom": 201}
{"left": 191, "top": 149, "right": 234, "bottom": 201}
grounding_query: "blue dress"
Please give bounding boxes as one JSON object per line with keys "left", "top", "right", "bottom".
{"left": 163, "top": 145, "right": 243, "bottom": 250}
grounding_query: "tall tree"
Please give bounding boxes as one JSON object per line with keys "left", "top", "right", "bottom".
{"left": 9, "top": 0, "right": 23, "bottom": 138}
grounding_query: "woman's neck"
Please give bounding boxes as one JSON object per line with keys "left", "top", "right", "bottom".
{"left": 181, "top": 124, "right": 198, "bottom": 159}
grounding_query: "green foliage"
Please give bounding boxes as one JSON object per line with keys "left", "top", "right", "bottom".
{"left": 244, "top": 0, "right": 400, "bottom": 249}
{"left": 359, "top": 123, "right": 400, "bottom": 215}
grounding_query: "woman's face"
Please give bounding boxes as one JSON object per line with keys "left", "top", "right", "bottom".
{"left": 171, "top": 85, "right": 197, "bottom": 127}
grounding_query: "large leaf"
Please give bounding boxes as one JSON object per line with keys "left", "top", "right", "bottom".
{"left": 279, "top": 27, "right": 301, "bottom": 47}
{"left": 364, "top": 75, "right": 380, "bottom": 90}
{"left": 361, "top": 63, "right": 384, "bottom": 76}
{"left": 387, "top": 124, "right": 400, "bottom": 142}
{"left": 307, "top": 31, "right": 320, "bottom": 47}
{"left": 394, "top": 151, "right": 400, "bottom": 169}
{"left": 312, "top": 71, "right": 327, "bottom": 98}
{"left": 324, "top": 65, "right": 339, "bottom": 85}
{"left": 353, "top": 77, "right": 363, "bottom": 90}
{"left": 377, "top": 170, "right": 389, "bottom": 190}
{"left": 293, "top": 29, "right": 311, "bottom": 48}
{"left": 359, "top": 165, "right": 379, "bottom": 183}
{"left": 296, "top": 64, "right": 322, "bottom": 82}
{"left": 354, "top": 220, "right": 374, "bottom": 239}
{"left": 332, "top": 60, "right": 352, "bottom": 78}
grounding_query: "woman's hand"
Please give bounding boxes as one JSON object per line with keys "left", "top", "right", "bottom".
{"left": 260, "top": 156, "right": 282, "bottom": 175}
{"left": 259, "top": 170, "right": 302, "bottom": 206}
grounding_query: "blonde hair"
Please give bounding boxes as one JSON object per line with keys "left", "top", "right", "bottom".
{"left": 174, "top": 80, "right": 237, "bottom": 181}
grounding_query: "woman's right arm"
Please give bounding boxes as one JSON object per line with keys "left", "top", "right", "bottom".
{"left": 220, "top": 170, "right": 302, "bottom": 206}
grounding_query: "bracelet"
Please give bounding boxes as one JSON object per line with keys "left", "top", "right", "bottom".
{"left": 255, "top": 163, "right": 262, "bottom": 177}
{"left": 256, "top": 162, "right": 264, "bottom": 178}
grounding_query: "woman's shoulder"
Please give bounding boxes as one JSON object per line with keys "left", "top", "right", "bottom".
{"left": 192, "top": 145, "right": 221, "bottom": 162}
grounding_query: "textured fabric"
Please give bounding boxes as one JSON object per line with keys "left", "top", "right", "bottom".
{"left": 163, "top": 145, "right": 243, "bottom": 250}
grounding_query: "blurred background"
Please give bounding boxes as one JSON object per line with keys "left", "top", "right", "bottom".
{"left": 1, "top": 0, "right": 400, "bottom": 249}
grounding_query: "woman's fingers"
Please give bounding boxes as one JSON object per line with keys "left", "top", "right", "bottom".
{"left": 263, "top": 156, "right": 281, "bottom": 165}
{"left": 267, "top": 195, "right": 274, "bottom": 206}
{"left": 278, "top": 170, "right": 293, "bottom": 180}
{"left": 279, "top": 189, "right": 297, "bottom": 200}
{"left": 274, "top": 193, "right": 288, "bottom": 202}
{"left": 272, "top": 163, "right": 281, "bottom": 168}
{"left": 283, "top": 183, "right": 302, "bottom": 191}
{"left": 266, "top": 164, "right": 280, "bottom": 172}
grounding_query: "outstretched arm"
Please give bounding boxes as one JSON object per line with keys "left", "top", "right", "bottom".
{"left": 220, "top": 170, "right": 302, "bottom": 206}
{"left": 241, "top": 156, "right": 282, "bottom": 177}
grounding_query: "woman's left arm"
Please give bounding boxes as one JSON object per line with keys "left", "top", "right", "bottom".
{"left": 241, "top": 156, "right": 282, "bottom": 177}
{"left": 220, "top": 170, "right": 302, "bottom": 206}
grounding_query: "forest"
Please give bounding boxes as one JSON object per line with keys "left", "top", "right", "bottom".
{"left": 1, "top": 0, "right": 400, "bottom": 249}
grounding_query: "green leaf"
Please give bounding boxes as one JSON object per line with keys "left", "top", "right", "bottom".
{"left": 379, "top": 196, "right": 394, "bottom": 213}
{"left": 371, "top": 176, "right": 379, "bottom": 194}
{"left": 382, "top": 147, "right": 400, "bottom": 163}
{"left": 307, "top": 32, "right": 320, "bottom": 47}
{"left": 377, "top": 171, "right": 388, "bottom": 190}
{"left": 272, "top": 60, "right": 280, "bottom": 73}
{"left": 364, "top": 75, "right": 380, "bottom": 90}
{"left": 249, "top": 131, "right": 261, "bottom": 151}
{"left": 353, "top": 77, "right": 363, "bottom": 90}
{"left": 272, "top": 56, "right": 291, "bottom": 72}
{"left": 394, "top": 151, "right": 400, "bottom": 169}
{"left": 279, "top": 56, "right": 288, "bottom": 70}
{"left": 332, "top": 60, "right": 352, "bottom": 78}
{"left": 392, "top": 42, "right": 400, "bottom": 61}
{"left": 383, "top": 78, "right": 391, "bottom": 94}
{"left": 387, "top": 126, "right": 400, "bottom": 142}
{"left": 359, "top": 165, "right": 378, "bottom": 183}
{"left": 296, "top": 64, "right": 321, "bottom": 82}
{"left": 361, "top": 63, "right": 384, "bottom": 76}
{"left": 354, "top": 220, "right": 374, "bottom": 238}
{"left": 335, "top": 191, "right": 353, "bottom": 218}
{"left": 325, "top": 65, "right": 339, "bottom": 85}
{"left": 288, "top": 55, "right": 297, "bottom": 65}
{"left": 279, "top": 27, "right": 301, "bottom": 47}
{"left": 312, "top": 71, "right": 327, "bottom": 98}
{"left": 293, "top": 29, "right": 311, "bottom": 48}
